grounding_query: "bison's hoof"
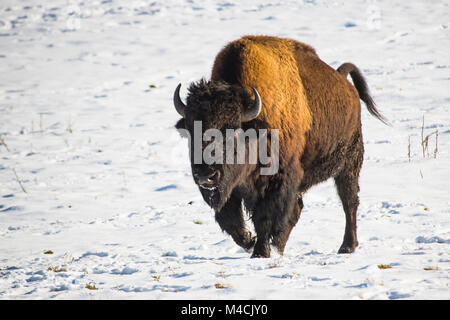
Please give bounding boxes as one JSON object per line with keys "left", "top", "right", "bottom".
{"left": 338, "top": 242, "right": 358, "bottom": 254}
{"left": 251, "top": 252, "right": 270, "bottom": 258}
{"left": 251, "top": 245, "right": 271, "bottom": 258}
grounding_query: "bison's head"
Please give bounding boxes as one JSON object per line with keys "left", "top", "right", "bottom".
{"left": 173, "top": 80, "right": 262, "bottom": 211}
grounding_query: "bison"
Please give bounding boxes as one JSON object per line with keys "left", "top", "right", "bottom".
{"left": 173, "top": 35, "right": 387, "bottom": 258}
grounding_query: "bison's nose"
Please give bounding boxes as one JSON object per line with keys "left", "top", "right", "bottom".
{"left": 194, "top": 170, "right": 221, "bottom": 187}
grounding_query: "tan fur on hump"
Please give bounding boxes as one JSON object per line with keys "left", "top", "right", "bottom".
{"left": 212, "top": 35, "right": 312, "bottom": 151}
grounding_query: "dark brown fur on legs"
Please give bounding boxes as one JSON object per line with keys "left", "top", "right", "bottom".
{"left": 246, "top": 168, "right": 301, "bottom": 258}
{"left": 215, "top": 190, "right": 255, "bottom": 251}
{"left": 334, "top": 131, "right": 364, "bottom": 253}
{"left": 250, "top": 172, "right": 302, "bottom": 258}
{"left": 251, "top": 214, "right": 272, "bottom": 258}
{"left": 335, "top": 172, "right": 360, "bottom": 253}
{"left": 271, "top": 196, "right": 303, "bottom": 255}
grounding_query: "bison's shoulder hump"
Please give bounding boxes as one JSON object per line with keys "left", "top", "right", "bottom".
{"left": 212, "top": 35, "right": 313, "bottom": 149}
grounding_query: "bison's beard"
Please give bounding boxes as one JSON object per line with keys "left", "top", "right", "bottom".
{"left": 198, "top": 185, "right": 225, "bottom": 211}
{"left": 198, "top": 178, "right": 235, "bottom": 212}
{"left": 197, "top": 164, "right": 253, "bottom": 212}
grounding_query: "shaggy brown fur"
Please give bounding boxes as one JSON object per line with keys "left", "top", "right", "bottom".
{"left": 175, "top": 35, "right": 387, "bottom": 257}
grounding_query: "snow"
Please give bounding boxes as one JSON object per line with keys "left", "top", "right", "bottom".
{"left": 0, "top": 0, "right": 449, "bottom": 300}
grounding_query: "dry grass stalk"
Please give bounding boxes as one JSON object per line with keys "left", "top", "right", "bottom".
{"left": 0, "top": 134, "right": 10, "bottom": 152}
{"left": 434, "top": 130, "right": 438, "bottom": 159}
{"left": 421, "top": 115, "right": 425, "bottom": 158}
{"left": 215, "top": 283, "right": 231, "bottom": 289}
{"left": 408, "top": 136, "right": 411, "bottom": 162}
{"left": 420, "top": 116, "right": 438, "bottom": 159}
{"left": 12, "top": 168, "right": 27, "bottom": 194}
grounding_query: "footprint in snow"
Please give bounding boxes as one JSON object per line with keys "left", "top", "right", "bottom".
{"left": 155, "top": 184, "right": 177, "bottom": 191}
{"left": 415, "top": 236, "right": 450, "bottom": 244}
{"left": 0, "top": 206, "right": 24, "bottom": 212}
{"left": 111, "top": 267, "right": 139, "bottom": 275}
{"left": 75, "top": 251, "right": 108, "bottom": 261}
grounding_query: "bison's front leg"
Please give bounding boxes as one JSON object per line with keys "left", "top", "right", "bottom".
{"left": 215, "top": 191, "right": 255, "bottom": 251}
{"left": 251, "top": 213, "right": 272, "bottom": 258}
{"left": 271, "top": 196, "right": 303, "bottom": 255}
{"left": 251, "top": 182, "right": 299, "bottom": 258}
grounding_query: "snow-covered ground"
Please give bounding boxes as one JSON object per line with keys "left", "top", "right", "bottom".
{"left": 0, "top": 0, "right": 449, "bottom": 299}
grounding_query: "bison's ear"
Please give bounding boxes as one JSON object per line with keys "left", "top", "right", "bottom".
{"left": 175, "top": 118, "right": 189, "bottom": 138}
{"left": 175, "top": 118, "right": 185, "bottom": 130}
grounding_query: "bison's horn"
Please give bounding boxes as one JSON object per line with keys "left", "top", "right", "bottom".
{"left": 173, "top": 83, "right": 186, "bottom": 118}
{"left": 242, "top": 87, "right": 262, "bottom": 122}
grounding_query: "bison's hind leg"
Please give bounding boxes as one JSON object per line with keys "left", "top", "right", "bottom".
{"left": 335, "top": 171, "right": 359, "bottom": 254}
{"left": 334, "top": 133, "right": 363, "bottom": 254}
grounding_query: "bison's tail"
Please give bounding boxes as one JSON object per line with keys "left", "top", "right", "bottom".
{"left": 337, "top": 62, "right": 390, "bottom": 126}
